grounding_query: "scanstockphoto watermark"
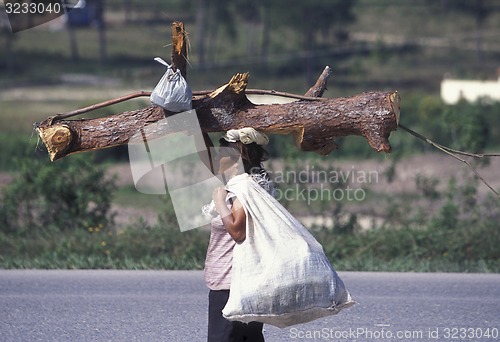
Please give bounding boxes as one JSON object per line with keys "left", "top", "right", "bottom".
{"left": 289, "top": 326, "right": 499, "bottom": 340}
{"left": 290, "top": 327, "right": 426, "bottom": 340}
{"left": 269, "top": 165, "right": 379, "bottom": 204}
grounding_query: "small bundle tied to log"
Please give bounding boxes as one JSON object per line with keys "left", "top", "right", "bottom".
{"left": 35, "top": 22, "right": 400, "bottom": 161}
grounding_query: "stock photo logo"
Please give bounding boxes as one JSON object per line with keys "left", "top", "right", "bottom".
{"left": 127, "top": 110, "right": 377, "bottom": 232}
{"left": 127, "top": 109, "right": 378, "bottom": 232}
{"left": 128, "top": 110, "right": 243, "bottom": 232}
{"left": 3, "top": 0, "right": 88, "bottom": 33}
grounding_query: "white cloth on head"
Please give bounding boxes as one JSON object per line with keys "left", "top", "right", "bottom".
{"left": 222, "top": 128, "right": 269, "bottom": 145}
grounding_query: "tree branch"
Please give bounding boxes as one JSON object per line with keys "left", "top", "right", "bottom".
{"left": 305, "top": 66, "right": 332, "bottom": 98}
{"left": 46, "top": 91, "right": 151, "bottom": 125}
{"left": 399, "top": 124, "right": 499, "bottom": 197}
{"left": 193, "top": 89, "right": 328, "bottom": 102}
{"left": 171, "top": 21, "right": 188, "bottom": 78}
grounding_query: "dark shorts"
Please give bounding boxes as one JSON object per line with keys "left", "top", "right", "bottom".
{"left": 208, "top": 290, "right": 265, "bottom": 342}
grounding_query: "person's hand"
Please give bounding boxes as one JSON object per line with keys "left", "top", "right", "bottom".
{"left": 212, "top": 186, "right": 227, "bottom": 205}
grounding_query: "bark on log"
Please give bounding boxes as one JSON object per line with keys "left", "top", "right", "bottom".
{"left": 35, "top": 72, "right": 400, "bottom": 160}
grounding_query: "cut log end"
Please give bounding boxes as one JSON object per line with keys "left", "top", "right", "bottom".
{"left": 208, "top": 73, "right": 250, "bottom": 99}
{"left": 36, "top": 124, "right": 73, "bottom": 161}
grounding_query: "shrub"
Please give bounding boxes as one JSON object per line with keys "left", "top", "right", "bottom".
{"left": 0, "top": 154, "right": 117, "bottom": 235}
{"left": 315, "top": 173, "right": 500, "bottom": 272}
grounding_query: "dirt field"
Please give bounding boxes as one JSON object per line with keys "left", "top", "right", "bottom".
{"left": 1, "top": 151, "right": 497, "bottom": 229}
{"left": 104, "top": 152, "right": 500, "bottom": 228}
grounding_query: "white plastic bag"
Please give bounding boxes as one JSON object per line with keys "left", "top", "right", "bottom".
{"left": 222, "top": 174, "right": 355, "bottom": 328}
{"left": 150, "top": 57, "right": 192, "bottom": 112}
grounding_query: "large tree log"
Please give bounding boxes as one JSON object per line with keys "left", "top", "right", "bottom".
{"left": 36, "top": 74, "right": 400, "bottom": 160}
{"left": 35, "top": 21, "right": 400, "bottom": 161}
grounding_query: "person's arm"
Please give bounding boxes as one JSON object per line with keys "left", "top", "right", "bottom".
{"left": 213, "top": 187, "right": 246, "bottom": 243}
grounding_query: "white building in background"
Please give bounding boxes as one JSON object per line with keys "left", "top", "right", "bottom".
{"left": 441, "top": 75, "right": 500, "bottom": 105}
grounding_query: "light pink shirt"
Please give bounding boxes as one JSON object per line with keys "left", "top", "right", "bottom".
{"left": 204, "top": 192, "right": 237, "bottom": 290}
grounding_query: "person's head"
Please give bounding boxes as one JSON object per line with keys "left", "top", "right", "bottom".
{"left": 216, "top": 128, "right": 269, "bottom": 176}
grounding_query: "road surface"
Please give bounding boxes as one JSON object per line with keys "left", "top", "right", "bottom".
{"left": 1, "top": 270, "right": 499, "bottom": 341}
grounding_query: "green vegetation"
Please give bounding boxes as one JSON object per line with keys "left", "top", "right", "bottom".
{"left": 0, "top": 208, "right": 209, "bottom": 270}
{"left": 0, "top": 154, "right": 116, "bottom": 233}
{"left": 315, "top": 175, "right": 500, "bottom": 272}
{"left": 0, "top": 152, "right": 498, "bottom": 271}
{"left": 0, "top": 154, "right": 500, "bottom": 272}
{"left": 1, "top": 1, "right": 499, "bottom": 270}
{"left": 0, "top": 154, "right": 209, "bottom": 269}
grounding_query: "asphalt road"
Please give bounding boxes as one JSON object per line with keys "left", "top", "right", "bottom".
{"left": 1, "top": 270, "right": 499, "bottom": 342}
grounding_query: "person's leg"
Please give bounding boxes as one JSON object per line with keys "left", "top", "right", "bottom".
{"left": 208, "top": 289, "right": 265, "bottom": 342}
{"left": 230, "top": 321, "right": 265, "bottom": 342}
{"left": 207, "top": 290, "right": 232, "bottom": 342}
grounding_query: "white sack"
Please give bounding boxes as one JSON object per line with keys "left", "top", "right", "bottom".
{"left": 222, "top": 173, "right": 355, "bottom": 328}
{"left": 150, "top": 57, "right": 192, "bottom": 112}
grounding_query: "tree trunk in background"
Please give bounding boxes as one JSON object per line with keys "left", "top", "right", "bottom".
{"left": 304, "top": 20, "right": 315, "bottom": 87}
{"left": 475, "top": 16, "right": 484, "bottom": 61}
{"left": 260, "top": 5, "right": 270, "bottom": 67}
{"left": 124, "top": 0, "right": 132, "bottom": 23}
{"left": 196, "top": 0, "right": 208, "bottom": 69}
{"left": 2, "top": 30, "right": 15, "bottom": 71}
{"left": 207, "top": 9, "right": 218, "bottom": 67}
{"left": 94, "top": 0, "right": 106, "bottom": 65}
{"left": 67, "top": 24, "right": 79, "bottom": 62}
